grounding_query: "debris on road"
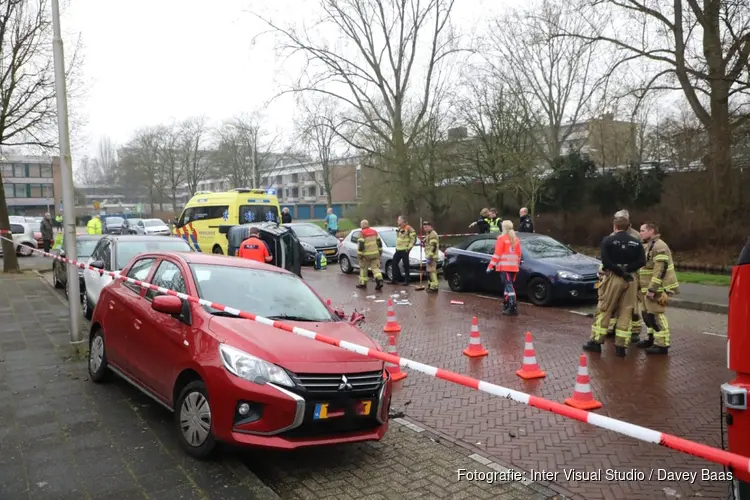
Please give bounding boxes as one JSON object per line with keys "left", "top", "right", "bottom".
{"left": 450, "top": 300, "right": 464, "bottom": 305}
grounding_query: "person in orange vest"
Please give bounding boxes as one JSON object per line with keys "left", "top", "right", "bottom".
{"left": 487, "top": 220, "right": 522, "bottom": 316}
{"left": 238, "top": 227, "right": 273, "bottom": 264}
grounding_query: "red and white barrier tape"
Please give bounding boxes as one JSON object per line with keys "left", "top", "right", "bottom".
{"left": 1, "top": 232, "right": 748, "bottom": 474}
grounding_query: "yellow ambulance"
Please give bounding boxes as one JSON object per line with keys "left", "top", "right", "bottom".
{"left": 174, "top": 188, "right": 282, "bottom": 255}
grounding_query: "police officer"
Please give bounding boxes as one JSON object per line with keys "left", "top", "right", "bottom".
{"left": 487, "top": 208, "right": 501, "bottom": 233}
{"left": 636, "top": 222, "right": 680, "bottom": 355}
{"left": 518, "top": 207, "right": 534, "bottom": 233}
{"left": 584, "top": 216, "right": 645, "bottom": 357}
{"left": 356, "top": 220, "right": 384, "bottom": 290}
{"left": 422, "top": 221, "right": 440, "bottom": 293}
{"left": 392, "top": 215, "right": 416, "bottom": 285}
{"left": 469, "top": 208, "right": 491, "bottom": 234}
{"left": 238, "top": 227, "right": 273, "bottom": 263}
{"left": 86, "top": 215, "right": 102, "bottom": 235}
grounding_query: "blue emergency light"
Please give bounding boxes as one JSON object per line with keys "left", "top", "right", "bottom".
{"left": 266, "top": 189, "right": 276, "bottom": 195}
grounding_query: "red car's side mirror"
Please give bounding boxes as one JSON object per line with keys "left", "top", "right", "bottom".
{"left": 152, "top": 295, "right": 183, "bottom": 315}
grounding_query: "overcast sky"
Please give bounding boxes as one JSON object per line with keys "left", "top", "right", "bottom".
{"left": 62, "top": 0, "right": 523, "bottom": 163}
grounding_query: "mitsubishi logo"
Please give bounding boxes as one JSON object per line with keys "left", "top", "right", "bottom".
{"left": 338, "top": 375, "right": 353, "bottom": 391}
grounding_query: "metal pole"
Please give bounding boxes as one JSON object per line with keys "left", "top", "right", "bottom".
{"left": 51, "top": 0, "right": 83, "bottom": 352}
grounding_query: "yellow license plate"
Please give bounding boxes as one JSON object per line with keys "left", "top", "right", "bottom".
{"left": 594, "top": 282, "right": 600, "bottom": 289}
{"left": 359, "top": 400, "right": 372, "bottom": 416}
{"left": 314, "top": 403, "right": 329, "bottom": 419}
{"left": 324, "top": 249, "right": 336, "bottom": 255}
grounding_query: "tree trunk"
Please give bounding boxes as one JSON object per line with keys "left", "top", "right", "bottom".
{"left": 0, "top": 178, "right": 21, "bottom": 273}
{"left": 149, "top": 185, "right": 155, "bottom": 215}
{"left": 171, "top": 187, "right": 177, "bottom": 215}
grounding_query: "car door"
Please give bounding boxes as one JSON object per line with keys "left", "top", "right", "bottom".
{"left": 460, "top": 239, "right": 494, "bottom": 291}
{"left": 136, "top": 221, "right": 145, "bottom": 235}
{"left": 107, "top": 257, "right": 157, "bottom": 373}
{"left": 139, "top": 259, "right": 194, "bottom": 400}
{"left": 84, "top": 239, "right": 110, "bottom": 304}
{"left": 347, "top": 230, "right": 362, "bottom": 268}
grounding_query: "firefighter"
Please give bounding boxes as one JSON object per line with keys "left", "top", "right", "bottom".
{"left": 86, "top": 215, "right": 102, "bottom": 235}
{"left": 636, "top": 222, "right": 680, "bottom": 354}
{"left": 422, "top": 221, "right": 440, "bottom": 293}
{"left": 238, "top": 227, "right": 273, "bottom": 263}
{"left": 356, "top": 220, "right": 384, "bottom": 290}
{"left": 487, "top": 220, "right": 522, "bottom": 315}
{"left": 392, "top": 215, "right": 416, "bottom": 285}
{"left": 487, "top": 208, "right": 501, "bottom": 233}
{"left": 584, "top": 216, "right": 645, "bottom": 357}
{"left": 469, "top": 208, "right": 491, "bottom": 234}
{"left": 604, "top": 209, "right": 643, "bottom": 342}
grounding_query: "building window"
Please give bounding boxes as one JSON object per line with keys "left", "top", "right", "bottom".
{"left": 308, "top": 185, "right": 317, "bottom": 197}
{"left": 1, "top": 164, "right": 12, "bottom": 178}
{"left": 27, "top": 164, "right": 41, "bottom": 177}
{"left": 14, "top": 184, "right": 28, "bottom": 197}
{"left": 41, "top": 164, "right": 52, "bottom": 177}
{"left": 43, "top": 184, "right": 54, "bottom": 197}
{"left": 291, "top": 187, "right": 299, "bottom": 198}
{"left": 355, "top": 168, "right": 361, "bottom": 200}
{"left": 13, "top": 164, "right": 25, "bottom": 177}
{"left": 3, "top": 184, "right": 13, "bottom": 199}
{"left": 29, "top": 184, "right": 43, "bottom": 197}
{"left": 291, "top": 173, "right": 298, "bottom": 183}
{"left": 276, "top": 175, "right": 282, "bottom": 184}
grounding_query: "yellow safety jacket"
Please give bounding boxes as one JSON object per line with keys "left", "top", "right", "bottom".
{"left": 53, "top": 232, "right": 63, "bottom": 249}
{"left": 357, "top": 228, "right": 383, "bottom": 257}
{"left": 488, "top": 218, "right": 500, "bottom": 233}
{"left": 87, "top": 218, "right": 102, "bottom": 235}
{"left": 638, "top": 237, "right": 679, "bottom": 295}
{"left": 424, "top": 230, "right": 439, "bottom": 259}
{"left": 395, "top": 225, "right": 416, "bottom": 251}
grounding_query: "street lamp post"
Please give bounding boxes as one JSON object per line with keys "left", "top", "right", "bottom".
{"left": 51, "top": 0, "right": 83, "bottom": 354}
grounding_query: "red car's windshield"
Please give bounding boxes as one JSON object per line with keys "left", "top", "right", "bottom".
{"left": 190, "top": 263, "right": 335, "bottom": 322}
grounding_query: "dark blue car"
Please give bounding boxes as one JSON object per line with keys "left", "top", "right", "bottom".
{"left": 443, "top": 233, "right": 601, "bottom": 306}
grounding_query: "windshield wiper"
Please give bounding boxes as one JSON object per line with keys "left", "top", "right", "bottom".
{"left": 209, "top": 310, "right": 241, "bottom": 317}
{"left": 266, "top": 314, "right": 321, "bottom": 322}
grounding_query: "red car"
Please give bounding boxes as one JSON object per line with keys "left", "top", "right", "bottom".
{"left": 87, "top": 251, "right": 392, "bottom": 458}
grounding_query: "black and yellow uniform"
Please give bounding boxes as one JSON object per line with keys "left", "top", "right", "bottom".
{"left": 392, "top": 224, "right": 416, "bottom": 284}
{"left": 585, "top": 229, "right": 645, "bottom": 356}
{"left": 356, "top": 227, "right": 384, "bottom": 290}
{"left": 637, "top": 236, "right": 679, "bottom": 354}
{"left": 605, "top": 226, "right": 643, "bottom": 340}
{"left": 423, "top": 226, "right": 439, "bottom": 292}
{"left": 488, "top": 217, "right": 501, "bottom": 233}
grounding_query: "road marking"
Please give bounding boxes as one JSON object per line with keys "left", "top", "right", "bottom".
{"left": 702, "top": 331, "right": 727, "bottom": 338}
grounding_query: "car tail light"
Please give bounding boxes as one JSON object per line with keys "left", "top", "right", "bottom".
{"left": 34, "top": 232, "right": 41, "bottom": 238}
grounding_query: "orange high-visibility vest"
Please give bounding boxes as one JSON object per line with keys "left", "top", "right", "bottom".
{"left": 488, "top": 234, "right": 521, "bottom": 272}
{"left": 238, "top": 237, "right": 272, "bottom": 263}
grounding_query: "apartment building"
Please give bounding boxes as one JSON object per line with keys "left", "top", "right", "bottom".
{"left": 557, "top": 114, "right": 639, "bottom": 169}
{"left": 1, "top": 155, "right": 62, "bottom": 216}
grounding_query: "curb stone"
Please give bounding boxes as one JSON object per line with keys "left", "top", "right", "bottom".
{"left": 27, "top": 271, "right": 282, "bottom": 500}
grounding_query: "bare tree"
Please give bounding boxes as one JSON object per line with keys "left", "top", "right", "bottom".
{"left": 74, "top": 156, "right": 106, "bottom": 186}
{"left": 486, "top": 0, "right": 610, "bottom": 165}
{"left": 564, "top": 0, "right": 750, "bottom": 217}
{"left": 260, "top": 0, "right": 459, "bottom": 214}
{"left": 119, "top": 127, "right": 164, "bottom": 214}
{"left": 97, "top": 136, "right": 117, "bottom": 179}
{"left": 410, "top": 106, "right": 454, "bottom": 221}
{"left": 294, "top": 96, "right": 350, "bottom": 206}
{"left": 455, "top": 76, "right": 539, "bottom": 212}
{"left": 157, "top": 124, "right": 184, "bottom": 212}
{"left": 652, "top": 102, "right": 708, "bottom": 172}
{"left": 179, "top": 116, "right": 212, "bottom": 197}
{"left": 214, "top": 113, "right": 285, "bottom": 189}
{"left": 0, "top": 0, "right": 81, "bottom": 272}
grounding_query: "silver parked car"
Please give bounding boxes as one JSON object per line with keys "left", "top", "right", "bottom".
{"left": 133, "top": 218, "right": 171, "bottom": 236}
{"left": 338, "top": 226, "right": 445, "bottom": 281}
{"left": 0, "top": 222, "right": 38, "bottom": 256}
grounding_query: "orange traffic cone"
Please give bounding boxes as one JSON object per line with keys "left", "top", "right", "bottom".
{"left": 516, "top": 331, "right": 546, "bottom": 379}
{"left": 463, "top": 316, "right": 488, "bottom": 357}
{"left": 385, "top": 334, "right": 407, "bottom": 381}
{"left": 564, "top": 354, "right": 602, "bottom": 410}
{"left": 383, "top": 299, "right": 402, "bottom": 333}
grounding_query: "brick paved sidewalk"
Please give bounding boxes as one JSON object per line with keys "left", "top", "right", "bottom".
{"left": 0, "top": 273, "right": 278, "bottom": 500}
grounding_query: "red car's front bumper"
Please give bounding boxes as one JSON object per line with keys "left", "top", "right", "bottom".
{"left": 206, "top": 365, "right": 392, "bottom": 450}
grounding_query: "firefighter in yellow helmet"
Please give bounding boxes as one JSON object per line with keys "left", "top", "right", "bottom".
{"left": 636, "top": 222, "right": 680, "bottom": 355}
{"left": 422, "top": 221, "right": 440, "bottom": 293}
{"left": 356, "top": 220, "right": 384, "bottom": 290}
{"left": 584, "top": 216, "right": 645, "bottom": 357}
{"left": 86, "top": 215, "right": 102, "bottom": 235}
{"left": 604, "top": 209, "right": 643, "bottom": 342}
